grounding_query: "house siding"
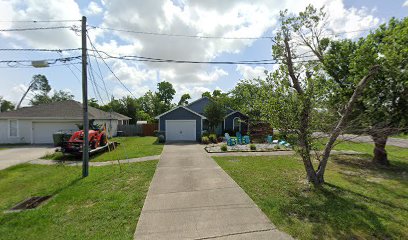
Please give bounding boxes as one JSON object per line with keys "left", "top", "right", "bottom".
{"left": 0, "top": 119, "right": 32, "bottom": 144}
{"left": 224, "top": 112, "right": 249, "bottom": 133}
{"left": 158, "top": 107, "right": 202, "bottom": 141}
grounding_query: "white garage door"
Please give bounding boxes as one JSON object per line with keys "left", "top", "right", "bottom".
{"left": 33, "top": 122, "right": 79, "bottom": 144}
{"left": 166, "top": 120, "right": 196, "bottom": 141}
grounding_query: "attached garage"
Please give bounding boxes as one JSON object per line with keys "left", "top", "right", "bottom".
{"left": 156, "top": 106, "right": 206, "bottom": 142}
{"left": 165, "top": 120, "right": 196, "bottom": 141}
{"left": 32, "top": 122, "right": 79, "bottom": 144}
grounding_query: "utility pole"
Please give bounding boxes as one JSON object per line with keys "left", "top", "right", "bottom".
{"left": 81, "top": 16, "right": 89, "bottom": 177}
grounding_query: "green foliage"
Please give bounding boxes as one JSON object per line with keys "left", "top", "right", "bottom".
{"left": 88, "top": 98, "right": 100, "bottom": 108}
{"left": 0, "top": 97, "right": 14, "bottom": 112}
{"left": 30, "top": 90, "right": 74, "bottom": 106}
{"left": 204, "top": 100, "right": 226, "bottom": 133}
{"left": 31, "top": 74, "right": 51, "bottom": 93}
{"left": 221, "top": 144, "right": 228, "bottom": 152}
{"left": 178, "top": 93, "right": 191, "bottom": 106}
{"left": 250, "top": 144, "right": 256, "bottom": 150}
{"left": 201, "top": 136, "right": 210, "bottom": 144}
{"left": 156, "top": 81, "right": 176, "bottom": 105}
{"left": 208, "top": 133, "right": 217, "bottom": 143}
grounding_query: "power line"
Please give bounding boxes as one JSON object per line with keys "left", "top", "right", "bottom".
{"left": 89, "top": 50, "right": 318, "bottom": 65}
{"left": 89, "top": 25, "right": 373, "bottom": 40}
{"left": 0, "top": 19, "right": 81, "bottom": 23}
{"left": 0, "top": 62, "right": 81, "bottom": 68}
{"left": 0, "top": 56, "right": 81, "bottom": 63}
{"left": 87, "top": 34, "right": 135, "bottom": 97}
{"left": 0, "top": 48, "right": 82, "bottom": 52}
{"left": 88, "top": 25, "right": 272, "bottom": 40}
{"left": 0, "top": 26, "right": 76, "bottom": 32}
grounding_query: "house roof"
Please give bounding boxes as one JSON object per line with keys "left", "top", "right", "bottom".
{"left": 111, "top": 111, "right": 132, "bottom": 120}
{"left": 0, "top": 100, "right": 130, "bottom": 120}
{"left": 155, "top": 97, "right": 247, "bottom": 120}
{"left": 155, "top": 106, "right": 207, "bottom": 119}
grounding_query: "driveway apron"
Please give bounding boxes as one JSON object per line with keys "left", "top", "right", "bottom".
{"left": 134, "top": 142, "right": 292, "bottom": 239}
{"left": 0, "top": 146, "right": 54, "bottom": 170}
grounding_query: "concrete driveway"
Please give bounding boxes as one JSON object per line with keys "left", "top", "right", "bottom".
{"left": 0, "top": 146, "right": 55, "bottom": 170}
{"left": 134, "top": 142, "right": 292, "bottom": 239}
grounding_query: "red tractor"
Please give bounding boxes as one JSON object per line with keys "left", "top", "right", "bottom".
{"left": 61, "top": 129, "right": 107, "bottom": 155}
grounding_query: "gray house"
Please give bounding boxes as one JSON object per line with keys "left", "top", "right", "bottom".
{"left": 0, "top": 100, "right": 131, "bottom": 144}
{"left": 155, "top": 97, "right": 248, "bottom": 141}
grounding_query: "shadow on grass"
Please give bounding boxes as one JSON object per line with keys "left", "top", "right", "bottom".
{"left": 281, "top": 183, "right": 392, "bottom": 239}
{"left": 331, "top": 154, "right": 408, "bottom": 180}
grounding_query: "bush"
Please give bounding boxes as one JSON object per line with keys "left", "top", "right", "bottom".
{"left": 217, "top": 136, "right": 224, "bottom": 143}
{"left": 221, "top": 144, "right": 228, "bottom": 152}
{"left": 202, "top": 130, "right": 209, "bottom": 137}
{"left": 209, "top": 133, "right": 217, "bottom": 143}
{"left": 157, "top": 135, "right": 165, "bottom": 143}
{"left": 250, "top": 144, "right": 256, "bottom": 150}
{"left": 201, "top": 136, "right": 210, "bottom": 144}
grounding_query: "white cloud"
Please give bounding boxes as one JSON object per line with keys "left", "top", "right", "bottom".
{"left": 404, "top": 0, "right": 408, "bottom": 7}
{"left": 236, "top": 65, "right": 267, "bottom": 79}
{"left": 85, "top": 1, "right": 103, "bottom": 15}
{"left": 0, "top": 0, "right": 382, "bottom": 102}
{"left": 0, "top": 0, "right": 82, "bottom": 48}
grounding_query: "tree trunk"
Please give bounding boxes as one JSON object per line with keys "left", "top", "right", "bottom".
{"left": 372, "top": 134, "right": 389, "bottom": 166}
{"left": 315, "top": 65, "right": 380, "bottom": 184}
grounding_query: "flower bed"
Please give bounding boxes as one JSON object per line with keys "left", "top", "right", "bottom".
{"left": 204, "top": 143, "right": 291, "bottom": 153}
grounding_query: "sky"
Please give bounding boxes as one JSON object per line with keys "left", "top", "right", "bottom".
{"left": 0, "top": 0, "right": 407, "bottom": 106}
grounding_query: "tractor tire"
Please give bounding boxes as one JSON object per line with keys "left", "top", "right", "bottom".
{"left": 100, "top": 134, "right": 107, "bottom": 146}
{"left": 90, "top": 138, "right": 96, "bottom": 149}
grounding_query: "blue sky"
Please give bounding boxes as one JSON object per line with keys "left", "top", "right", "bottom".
{"left": 0, "top": 0, "right": 407, "bottom": 106}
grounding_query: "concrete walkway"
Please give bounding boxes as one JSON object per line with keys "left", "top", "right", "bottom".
{"left": 29, "top": 155, "right": 160, "bottom": 167}
{"left": 207, "top": 149, "right": 362, "bottom": 157}
{"left": 0, "top": 146, "right": 55, "bottom": 170}
{"left": 134, "top": 143, "right": 292, "bottom": 239}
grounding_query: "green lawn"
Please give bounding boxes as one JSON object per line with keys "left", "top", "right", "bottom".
{"left": 214, "top": 143, "right": 408, "bottom": 239}
{"left": 392, "top": 133, "right": 408, "bottom": 139}
{"left": 0, "top": 148, "right": 7, "bottom": 151}
{"left": 0, "top": 161, "right": 157, "bottom": 240}
{"left": 43, "top": 136, "right": 164, "bottom": 162}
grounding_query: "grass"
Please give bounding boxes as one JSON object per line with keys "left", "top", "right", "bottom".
{"left": 214, "top": 142, "right": 408, "bottom": 239}
{"left": 0, "top": 161, "right": 157, "bottom": 240}
{"left": 392, "top": 133, "right": 408, "bottom": 139}
{"left": 0, "top": 148, "right": 7, "bottom": 151}
{"left": 42, "top": 136, "right": 164, "bottom": 162}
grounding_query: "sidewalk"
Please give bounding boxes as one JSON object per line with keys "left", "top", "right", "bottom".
{"left": 134, "top": 143, "right": 292, "bottom": 239}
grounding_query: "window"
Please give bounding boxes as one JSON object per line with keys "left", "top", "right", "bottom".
{"left": 233, "top": 117, "right": 241, "bottom": 132}
{"left": 9, "top": 120, "right": 18, "bottom": 137}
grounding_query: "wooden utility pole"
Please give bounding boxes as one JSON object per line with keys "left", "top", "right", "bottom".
{"left": 81, "top": 16, "right": 89, "bottom": 177}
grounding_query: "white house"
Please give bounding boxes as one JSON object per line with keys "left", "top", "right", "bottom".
{"left": 0, "top": 100, "right": 131, "bottom": 144}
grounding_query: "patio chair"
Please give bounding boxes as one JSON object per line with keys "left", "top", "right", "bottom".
{"left": 243, "top": 135, "right": 250, "bottom": 144}
{"left": 278, "top": 140, "right": 291, "bottom": 147}
{"left": 266, "top": 135, "right": 273, "bottom": 144}
{"left": 236, "top": 132, "right": 243, "bottom": 144}
{"left": 224, "top": 133, "right": 237, "bottom": 146}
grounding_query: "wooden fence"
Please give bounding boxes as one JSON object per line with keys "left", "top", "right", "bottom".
{"left": 117, "top": 123, "right": 158, "bottom": 136}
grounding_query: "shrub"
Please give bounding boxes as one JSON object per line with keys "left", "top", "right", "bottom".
{"left": 158, "top": 135, "right": 165, "bottom": 143}
{"left": 202, "top": 130, "right": 209, "bottom": 137}
{"left": 217, "top": 136, "right": 224, "bottom": 143}
{"left": 209, "top": 133, "right": 217, "bottom": 143}
{"left": 201, "top": 136, "right": 210, "bottom": 144}
{"left": 250, "top": 144, "right": 256, "bottom": 150}
{"left": 221, "top": 144, "right": 228, "bottom": 152}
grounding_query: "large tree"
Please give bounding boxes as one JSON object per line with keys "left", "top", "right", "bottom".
{"left": 17, "top": 74, "right": 51, "bottom": 109}
{"left": 264, "top": 5, "right": 379, "bottom": 185}
{"left": 0, "top": 97, "right": 15, "bottom": 112}
{"left": 156, "top": 81, "right": 175, "bottom": 105}
{"left": 323, "top": 17, "right": 408, "bottom": 165}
